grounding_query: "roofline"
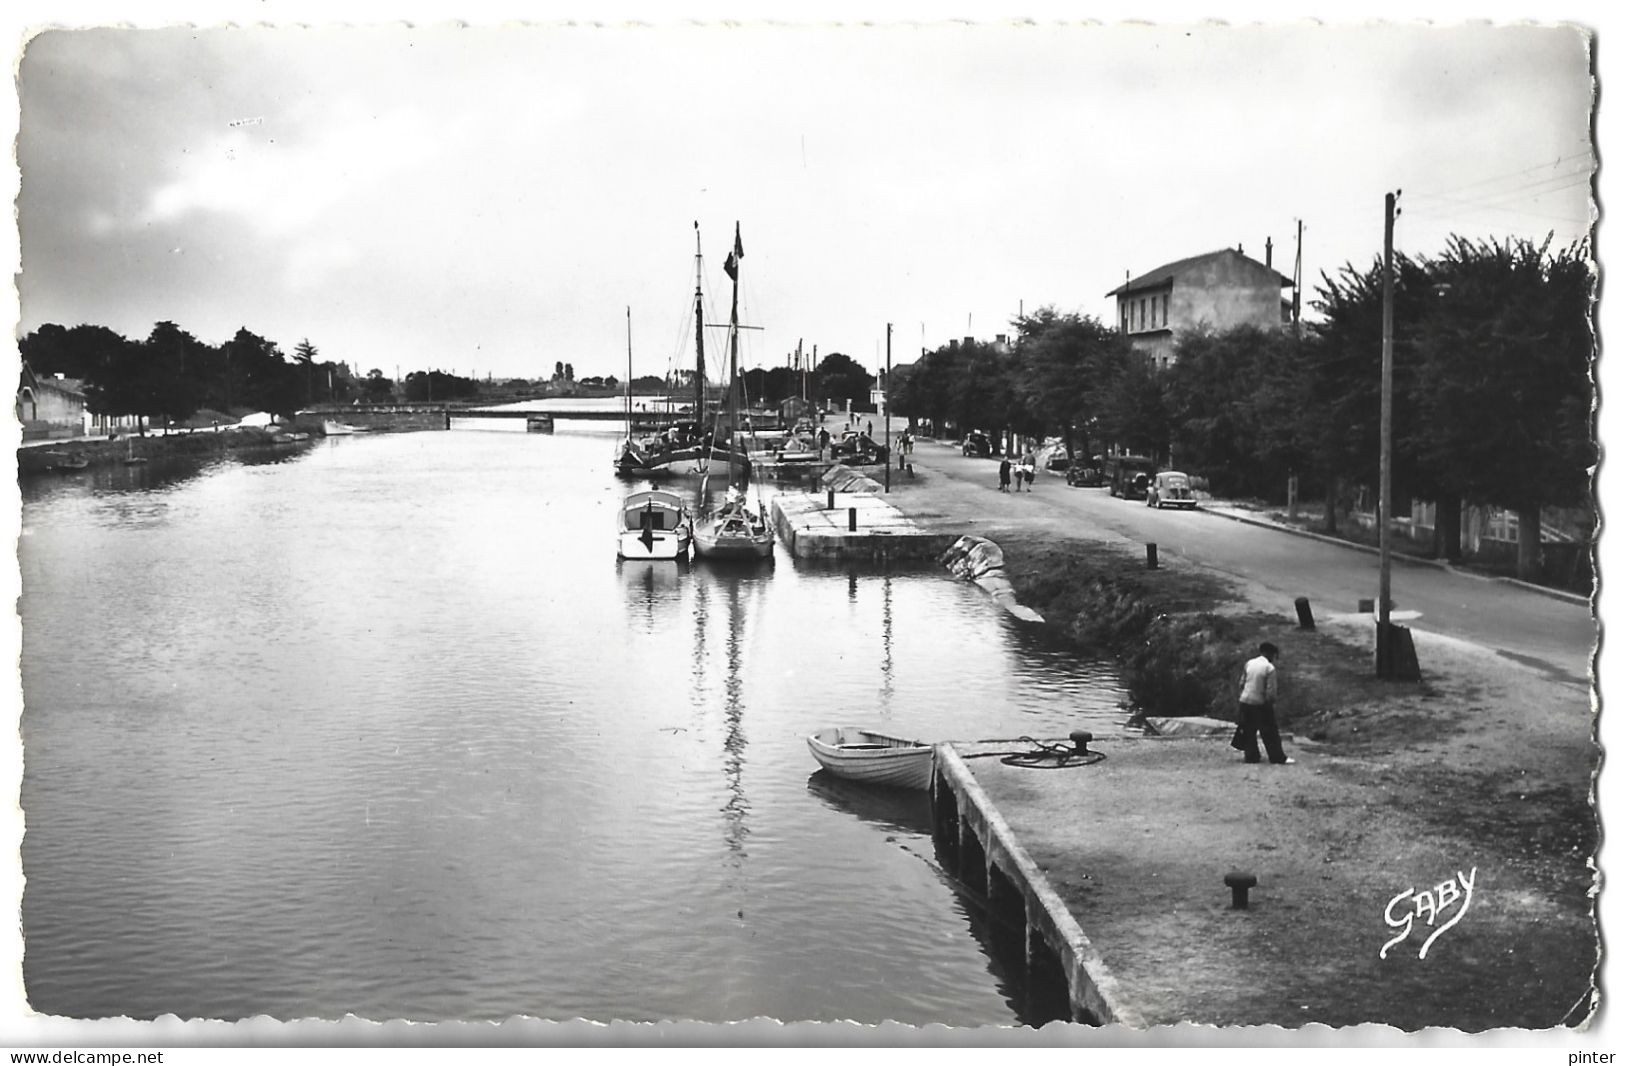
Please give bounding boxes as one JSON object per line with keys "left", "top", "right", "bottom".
{"left": 1106, "top": 247, "right": 1296, "bottom": 297}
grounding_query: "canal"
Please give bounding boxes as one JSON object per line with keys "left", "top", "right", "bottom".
{"left": 18, "top": 417, "right": 1132, "bottom": 1025}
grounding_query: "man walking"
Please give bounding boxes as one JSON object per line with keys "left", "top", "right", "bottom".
{"left": 1234, "top": 642, "right": 1292, "bottom": 764}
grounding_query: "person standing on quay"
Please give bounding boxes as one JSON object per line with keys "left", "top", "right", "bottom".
{"left": 998, "top": 456, "right": 1012, "bottom": 492}
{"left": 1234, "top": 642, "right": 1292, "bottom": 764}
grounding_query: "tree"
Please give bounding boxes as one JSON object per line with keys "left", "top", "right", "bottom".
{"left": 225, "top": 328, "right": 301, "bottom": 417}
{"left": 1407, "top": 236, "right": 1594, "bottom": 578}
{"left": 1163, "top": 325, "right": 1310, "bottom": 498}
{"left": 1010, "top": 308, "right": 1127, "bottom": 459}
{"left": 20, "top": 323, "right": 130, "bottom": 383}
{"left": 1094, "top": 349, "right": 1171, "bottom": 462}
{"left": 889, "top": 348, "right": 957, "bottom": 432}
{"left": 293, "top": 338, "right": 319, "bottom": 405}
{"left": 814, "top": 352, "right": 875, "bottom": 411}
{"left": 1302, "top": 254, "right": 1434, "bottom": 531}
{"left": 363, "top": 368, "right": 395, "bottom": 402}
{"left": 133, "top": 321, "right": 209, "bottom": 427}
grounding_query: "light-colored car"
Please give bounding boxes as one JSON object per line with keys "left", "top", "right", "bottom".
{"left": 1145, "top": 470, "right": 1198, "bottom": 509}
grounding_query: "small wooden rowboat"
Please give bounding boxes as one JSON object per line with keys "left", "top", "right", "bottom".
{"left": 806, "top": 727, "right": 934, "bottom": 791}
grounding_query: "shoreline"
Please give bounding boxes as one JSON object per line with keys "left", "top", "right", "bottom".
{"left": 871, "top": 444, "right": 1597, "bottom": 1029}
{"left": 16, "top": 426, "right": 335, "bottom": 475}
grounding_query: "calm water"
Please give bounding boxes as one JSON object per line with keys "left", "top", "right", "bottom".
{"left": 18, "top": 417, "right": 1131, "bottom": 1025}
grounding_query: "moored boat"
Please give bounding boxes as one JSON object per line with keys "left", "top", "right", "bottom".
{"left": 617, "top": 488, "right": 693, "bottom": 561}
{"left": 692, "top": 222, "right": 775, "bottom": 564}
{"left": 806, "top": 727, "right": 935, "bottom": 791}
{"left": 692, "top": 487, "right": 775, "bottom": 561}
{"left": 615, "top": 225, "right": 729, "bottom": 479}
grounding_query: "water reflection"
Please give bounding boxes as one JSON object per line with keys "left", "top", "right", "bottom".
{"left": 880, "top": 573, "right": 894, "bottom": 710}
{"left": 718, "top": 574, "right": 752, "bottom": 860}
{"left": 616, "top": 558, "right": 685, "bottom": 634}
{"left": 804, "top": 770, "right": 932, "bottom": 836}
{"left": 18, "top": 446, "right": 315, "bottom": 507}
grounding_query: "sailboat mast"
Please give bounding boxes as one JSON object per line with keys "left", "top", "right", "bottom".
{"left": 625, "top": 306, "right": 633, "bottom": 429}
{"left": 692, "top": 222, "right": 706, "bottom": 419}
{"left": 728, "top": 223, "right": 743, "bottom": 484}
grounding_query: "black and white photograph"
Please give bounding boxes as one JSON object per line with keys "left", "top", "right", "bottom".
{"left": 4, "top": 2, "right": 1613, "bottom": 1053}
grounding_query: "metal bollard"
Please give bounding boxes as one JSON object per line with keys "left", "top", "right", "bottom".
{"left": 1295, "top": 596, "right": 1315, "bottom": 629}
{"left": 1146, "top": 543, "right": 1159, "bottom": 570}
{"left": 1069, "top": 730, "right": 1093, "bottom": 756}
{"left": 1224, "top": 871, "right": 1258, "bottom": 910}
{"left": 848, "top": 507, "right": 858, "bottom": 532}
{"left": 827, "top": 489, "right": 836, "bottom": 509}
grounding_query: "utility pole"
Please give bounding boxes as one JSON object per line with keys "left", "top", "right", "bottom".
{"left": 884, "top": 323, "right": 892, "bottom": 493}
{"left": 1293, "top": 218, "right": 1304, "bottom": 329}
{"left": 1377, "top": 190, "right": 1398, "bottom": 675}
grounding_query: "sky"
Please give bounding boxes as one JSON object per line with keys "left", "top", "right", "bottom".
{"left": 12, "top": 14, "right": 1596, "bottom": 387}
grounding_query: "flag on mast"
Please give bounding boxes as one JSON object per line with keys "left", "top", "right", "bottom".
{"left": 723, "top": 223, "right": 744, "bottom": 280}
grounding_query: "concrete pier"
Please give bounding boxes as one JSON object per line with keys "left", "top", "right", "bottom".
{"left": 931, "top": 745, "right": 1146, "bottom": 1027}
{"left": 770, "top": 490, "right": 957, "bottom": 560}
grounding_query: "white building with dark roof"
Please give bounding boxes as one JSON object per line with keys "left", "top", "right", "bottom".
{"left": 1107, "top": 246, "right": 1296, "bottom": 368}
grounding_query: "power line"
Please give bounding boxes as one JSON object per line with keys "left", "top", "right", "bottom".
{"left": 1406, "top": 170, "right": 1593, "bottom": 215}
{"left": 1403, "top": 145, "right": 1595, "bottom": 203}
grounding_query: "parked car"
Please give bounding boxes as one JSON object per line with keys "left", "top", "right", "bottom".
{"left": 1145, "top": 470, "right": 1198, "bottom": 509}
{"left": 961, "top": 432, "right": 994, "bottom": 457}
{"left": 1066, "top": 462, "right": 1104, "bottom": 487}
{"left": 1104, "top": 454, "right": 1157, "bottom": 500}
{"left": 832, "top": 430, "right": 888, "bottom": 465}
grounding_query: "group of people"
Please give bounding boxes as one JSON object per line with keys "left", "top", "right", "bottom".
{"left": 996, "top": 452, "right": 1037, "bottom": 492}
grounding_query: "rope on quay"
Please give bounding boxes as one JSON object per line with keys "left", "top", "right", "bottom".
{"left": 960, "top": 734, "right": 1108, "bottom": 770}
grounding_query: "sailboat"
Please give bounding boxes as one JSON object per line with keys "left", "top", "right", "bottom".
{"left": 614, "top": 225, "right": 727, "bottom": 479}
{"left": 693, "top": 223, "right": 775, "bottom": 562}
{"left": 616, "top": 307, "right": 692, "bottom": 561}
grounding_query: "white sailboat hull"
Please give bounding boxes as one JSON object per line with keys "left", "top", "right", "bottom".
{"left": 617, "top": 528, "right": 691, "bottom": 560}
{"left": 617, "top": 489, "right": 693, "bottom": 560}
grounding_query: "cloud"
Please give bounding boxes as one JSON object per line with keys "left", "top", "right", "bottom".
{"left": 140, "top": 99, "right": 436, "bottom": 237}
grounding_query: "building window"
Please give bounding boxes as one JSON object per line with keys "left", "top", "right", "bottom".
{"left": 1161, "top": 293, "right": 1169, "bottom": 327}
{"left": 1138, "top": 299, "right": 1145, "bottom": 329}
{"left": 1486, "top": 508, "right": 1520, "bottom": 542}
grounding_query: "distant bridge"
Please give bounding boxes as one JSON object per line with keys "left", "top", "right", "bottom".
{"left": 302, "top": 403, "right": 648, "bottom": 422}
{"left": 300, "top": 403, "right": 787, "bottom": 425}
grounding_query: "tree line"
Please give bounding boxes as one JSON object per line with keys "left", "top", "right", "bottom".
{"left": 889, "top": 235, "right": 1593, "bottom": 575}
{"left": 17, "top": 321, "right": 499, "bottom": 424}
{"left": 19, "top": 321, "right": 885, "bottom": 425}
{"left": 739, "top": 351, "right": 875, "bottom": 410}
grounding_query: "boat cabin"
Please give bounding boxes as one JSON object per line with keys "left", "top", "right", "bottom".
{"left": 621, "top": 490, "right": 688, "bottom": 532}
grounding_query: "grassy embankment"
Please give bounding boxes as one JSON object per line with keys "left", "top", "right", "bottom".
{"left": 984, "top": 532, "right": 1596, "bottom": 1027}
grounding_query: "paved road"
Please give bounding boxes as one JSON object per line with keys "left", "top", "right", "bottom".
{"left": 903, "top": 439, "right": 1595, "bottom": 688}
